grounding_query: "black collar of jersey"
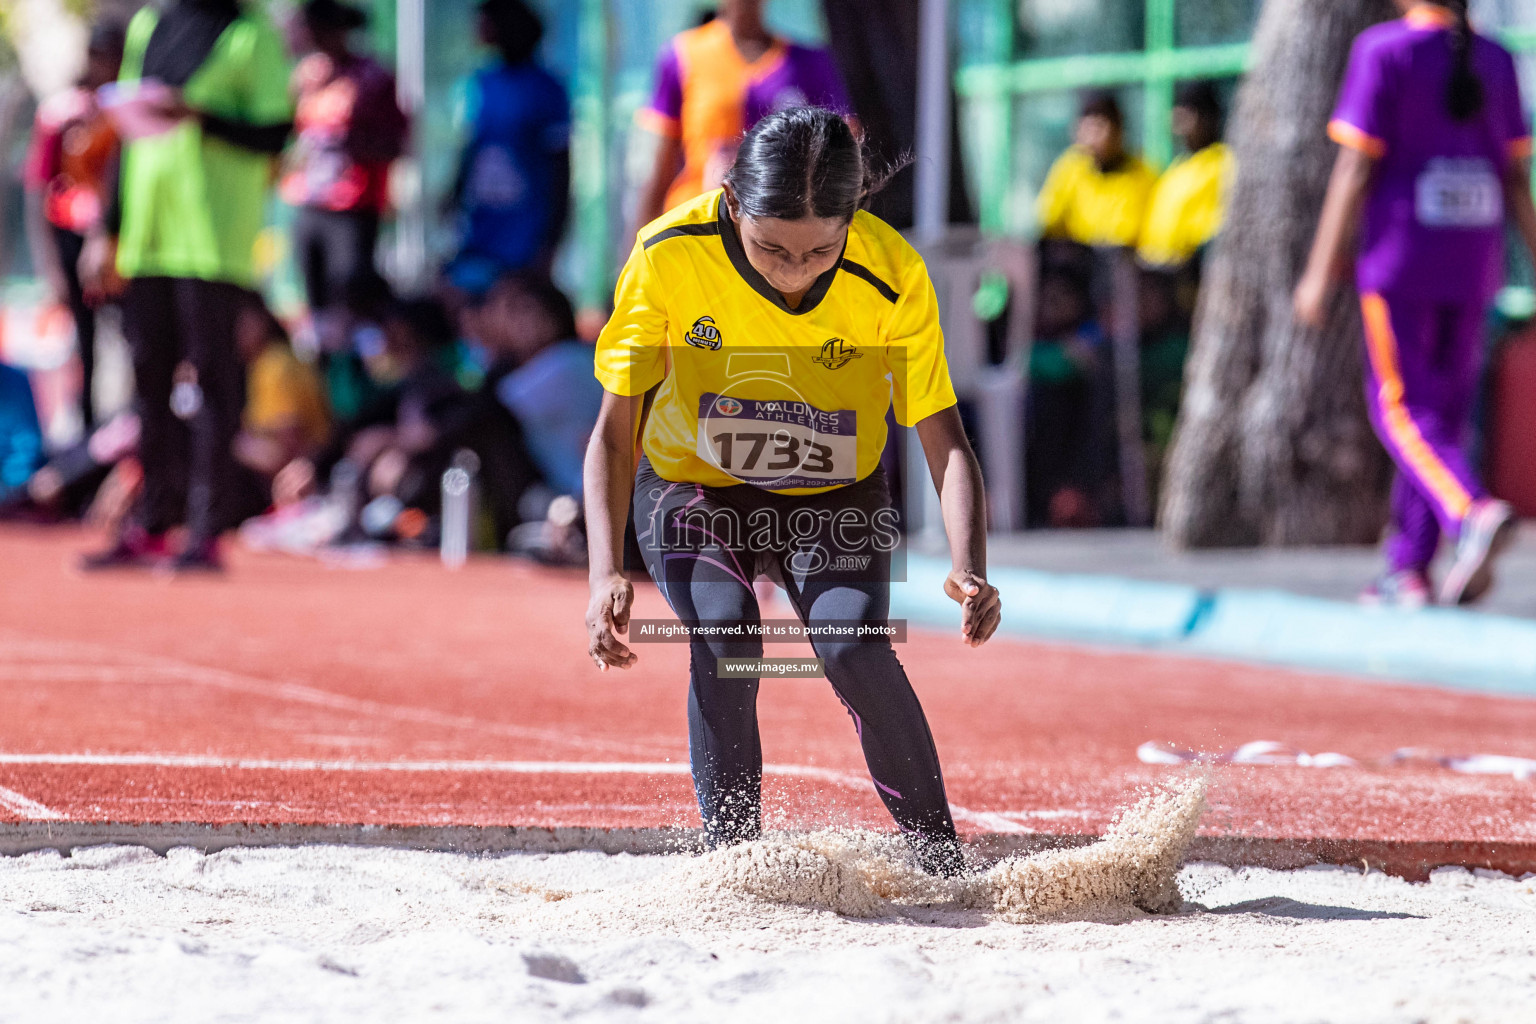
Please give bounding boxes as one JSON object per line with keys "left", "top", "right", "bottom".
{"left": 717, "top": 198, "right": 846, "bottom": 317}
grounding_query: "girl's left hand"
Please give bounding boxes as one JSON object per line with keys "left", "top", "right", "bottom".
{"left": 944, "top": 570, "right": 1001, "bottom": 648}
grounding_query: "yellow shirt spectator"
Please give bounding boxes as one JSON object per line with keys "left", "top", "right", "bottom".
{"left": 246, "top": 343, "right": 330, "bottom": 452}
{"left": 1138, "top": 142, "right": 1234, "bottom": 267}
{"left": 1035, "top": 145, "right": 1157, "bottom": 248}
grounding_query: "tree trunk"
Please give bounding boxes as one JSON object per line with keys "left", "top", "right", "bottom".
{"left": 1161, "top": 0, "right": 1398, "bottom": 548}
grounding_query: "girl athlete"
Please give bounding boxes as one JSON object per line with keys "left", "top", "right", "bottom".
{"left": 1295, "top": 0, "right": 1536, "bottom": 607}
{"left": 584, "top": 107, "right": 1001, "bottom": 876}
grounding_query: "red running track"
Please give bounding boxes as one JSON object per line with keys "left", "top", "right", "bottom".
{"left": 2, "top": 525, "right": 1534, "bottom": 873}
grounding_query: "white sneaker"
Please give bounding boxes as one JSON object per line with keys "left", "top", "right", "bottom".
{"left": 1439, "top": 499, "right": 1517, "bottom": 606}
{"left": 1360, "top": 569, "right": 1432, "bottom": 610}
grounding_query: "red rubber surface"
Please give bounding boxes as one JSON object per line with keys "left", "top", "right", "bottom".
{"left": 2, "top": 524, "right": 1535, "bottom": 848}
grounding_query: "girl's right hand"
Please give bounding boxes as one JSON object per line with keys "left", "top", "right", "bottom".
{"left": 586, "top": 573, "right": 637, "bottom": 671}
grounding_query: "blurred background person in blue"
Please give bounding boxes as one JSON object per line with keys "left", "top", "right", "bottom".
{"left": 444, "top": 0, "right": 570, "bottom": 298}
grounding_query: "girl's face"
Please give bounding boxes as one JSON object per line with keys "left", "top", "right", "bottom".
{"left": 728, "top": 202, "right": 849, "bottom": 299}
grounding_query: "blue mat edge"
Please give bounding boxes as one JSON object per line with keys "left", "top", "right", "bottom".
{"left": 890, "top": 554, "right": 1536, "bottom": 697}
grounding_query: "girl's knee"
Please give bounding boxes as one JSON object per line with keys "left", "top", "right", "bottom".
{"left": 819, "top": 639, "right": 898, "bottom": 683}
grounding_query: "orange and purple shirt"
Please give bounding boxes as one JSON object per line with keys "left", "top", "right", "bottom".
{"left": 1329, "top": 5, "right": 1531, "bottom": 303}
{"left": 639, "top": 19, "right": 851, "bottom": 213}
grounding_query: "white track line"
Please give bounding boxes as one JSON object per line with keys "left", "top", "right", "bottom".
{"left": 0, "top": 754, "right": 1029, "bottom": 833}
{"left": 0, "top": 754, "right": 693, "bottom": 774}
{"left": 0, "top": 785, "right": 63, "bottom": 821}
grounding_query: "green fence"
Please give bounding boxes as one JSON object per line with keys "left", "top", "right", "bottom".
{"left": 954, "top": 0, "right": 1536, "bottom": 239}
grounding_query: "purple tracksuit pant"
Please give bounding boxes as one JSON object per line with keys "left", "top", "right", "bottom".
{"left": 1360, "top": 292, "right": 1488, "bottom": 573}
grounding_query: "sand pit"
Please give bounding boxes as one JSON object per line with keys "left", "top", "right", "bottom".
{"left": 3, "top": 835, "right": 1535, "bottom": 1022}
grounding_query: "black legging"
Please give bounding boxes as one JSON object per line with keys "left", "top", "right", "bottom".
{"left": 633, "top": 458, "right": 963, "bottom": 875}
{"left": 51, "top": 226, "right": 97, "bottom": 430}
{"left": 122, "top": 276, "right": 246, "bottom": 540}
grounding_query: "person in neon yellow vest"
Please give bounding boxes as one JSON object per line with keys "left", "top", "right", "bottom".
{"left": 81, "top": 0, "right": 293, "bottom": 572}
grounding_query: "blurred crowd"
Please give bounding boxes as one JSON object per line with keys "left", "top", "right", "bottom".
{"left": 0, "top": 0, "right": 601, "bottom": 569}
{"left": 0, "top": 0, "right": 1236, "bottom": 566}
{"left": 1029, "top": 83, "right": 1231, "bottom": 527}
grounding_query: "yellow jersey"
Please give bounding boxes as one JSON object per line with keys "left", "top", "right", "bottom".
{"left": 1138, "top": 143, "right": 1234, "bottom": 267}
{"left": 594, "top": 189, "right": 957, "bottom": 495}
{"left": 1035, "top": 146, "right": 1157, "bottom": 249}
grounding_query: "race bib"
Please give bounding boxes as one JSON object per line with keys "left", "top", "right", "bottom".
{"left": 1416, "top": 158, "right": 1501, "bottom": 228}
{"left": 697, "top": 393, "right": 857, "bottom": 489}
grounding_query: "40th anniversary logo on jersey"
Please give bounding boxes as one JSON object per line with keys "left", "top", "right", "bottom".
{"left": 686, "top": 316, "right": 723, "bottom": 350}
{"left": 813, "top": 337, "right": 861, "bottom": 370}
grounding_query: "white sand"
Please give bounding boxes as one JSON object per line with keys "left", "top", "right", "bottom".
{"left": 4, "top": 824, "right": 1536, "bottom": 1022}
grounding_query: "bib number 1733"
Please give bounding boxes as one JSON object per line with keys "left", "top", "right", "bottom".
{"left": 697, "top": 394, "right": 857, "bottom": 489}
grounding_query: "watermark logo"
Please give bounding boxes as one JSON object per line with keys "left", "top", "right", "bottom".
{"left": 785, "top": 544, "right": 828, "bottom": 576}
{"left": 687, "top": 315, "right": 723, "bottom": 351}
{"left": 813, "top": 337, "right": 861, "bottom": 370}
{"left": 830, "top": 553, "right": 873, "bottom": 572}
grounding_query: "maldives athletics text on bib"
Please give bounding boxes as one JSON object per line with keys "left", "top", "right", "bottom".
{"left": 696, "top": 392, "right": 857, "bottom": 490}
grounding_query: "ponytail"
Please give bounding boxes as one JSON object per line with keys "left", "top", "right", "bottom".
{"left": 1445, "top": 0, "right": 1485, "bottom": 121}
{"left": 724, "top": 107, "right": 910, "bottom": 222}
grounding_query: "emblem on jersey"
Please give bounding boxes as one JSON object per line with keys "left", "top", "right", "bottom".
{"left": 813, "top": 337, "right": 861, "bottom": 370}
{"left": 686, "top": 315, "right": 723, "bottom": 351}
{"left": 714, "top": 396, "right": 743, "bottom": 417}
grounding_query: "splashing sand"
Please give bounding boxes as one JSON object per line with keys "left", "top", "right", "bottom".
{"left": 651, "top": 775, "right": 1208, "bottom": 923}
{"left": 979, "top": 774, "right": 1207, "bottom": 921}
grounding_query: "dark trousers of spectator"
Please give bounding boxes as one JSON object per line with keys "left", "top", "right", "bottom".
{"left": 1025, "top": 373, "right": 1117, "bottom": 528}
{"left": 468, "top": 408, "right": 542, "bottom": 547}
{"left": 51, "top": 226, "right": 97, "bottom": 431}
{"left": 294, "top": 206, "right": 380, "bottom": 313}
{"left": 123, "top": 277, "right": 246, "bottom": 541}
{"left": 414, "top": 405, "right": 542, "bottom": 548}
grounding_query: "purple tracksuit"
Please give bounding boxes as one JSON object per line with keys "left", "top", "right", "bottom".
{"left": 1329, "top": 6, "right": 1531, "bottom": 572}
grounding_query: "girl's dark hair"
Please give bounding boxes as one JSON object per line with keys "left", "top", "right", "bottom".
{"left": 1446, "top": 0, "right": 1484, "bottom": 121}
{"left": 480, "top": 0, "right": 544, "bottom": 65}
{"left": 723, "top": 107, "right": 906, "bottom": 222}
